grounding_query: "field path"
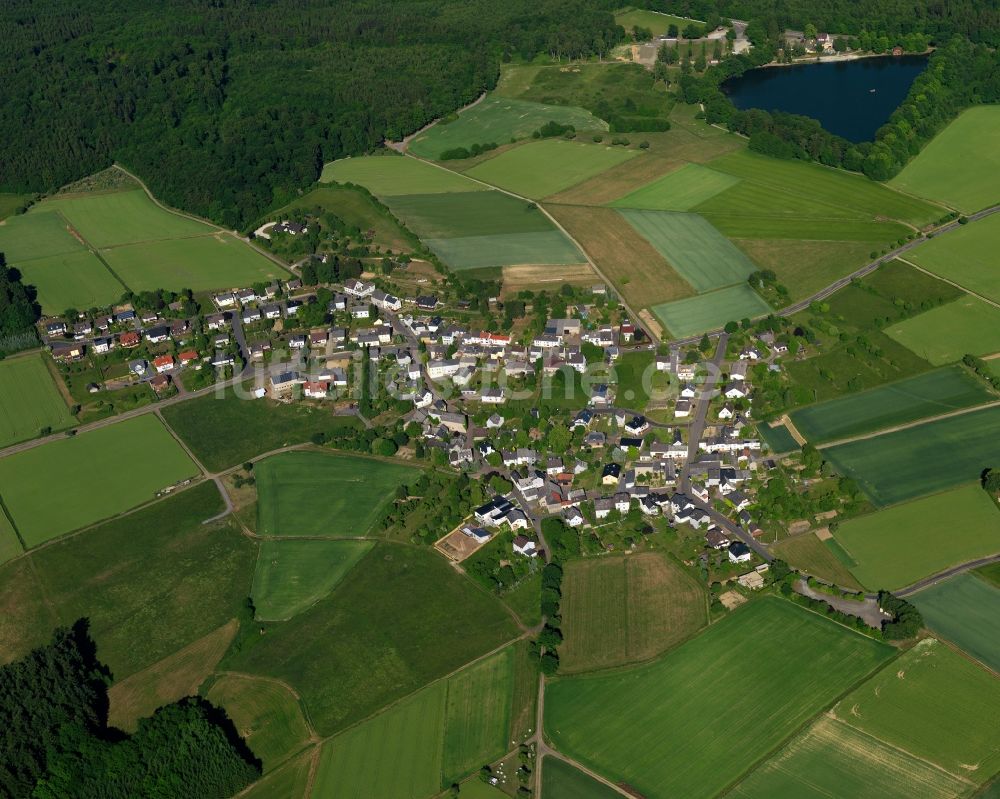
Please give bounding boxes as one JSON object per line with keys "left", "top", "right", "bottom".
{"left": 386, "top": 91, "right": 488, "bottom": 153}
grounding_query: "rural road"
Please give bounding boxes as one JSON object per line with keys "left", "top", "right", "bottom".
{"left": 894, "top": 551, "right": 1000, "bottom": 598}
{"left": 795, "top": 578, "right": 888, "bottom": 627}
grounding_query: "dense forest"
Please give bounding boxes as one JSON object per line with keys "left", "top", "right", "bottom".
{"left": 0, "top": 257, "right": 41, "bottom": 347}
{"left": 0, "top": 0, "right": 621, "bottom": 229}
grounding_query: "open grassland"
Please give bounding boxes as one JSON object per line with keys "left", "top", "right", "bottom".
{"left": 385, "top": 190, "right": 554, "bottom": 238}
{"left": 0, "top": 210, "right": 85, "bottom": 262}
{"left": 425, "top": 231, "right": 583, "bottom": 270}
{"left": 321, "top": 155, "right": 487, "bottom": 196}
{"left": 822, "top": 405, "right": 1000, "bottom": 506}
{"left": 0, "top": 354, "right": 75, "bottom": 447}
{"left": 733, "top": 239, "right": 878, "bottom": 302}
{"left": 912, "top": 574, "right": 1000, "bottom": 673}
{"left": 243, "top": 749, "right": 313, "bottom": 799}
{"left": 614, "top": 8, "right": 703, "bottom": 36}
{"left": 542, "top": 757, "right": 621, "bottom": 799}
{"left": 653, "top": 283, "right": 771, "bottom": 338}
{"left": 255, "top": 451, "right": 418, "bottom": 538}
{"left": 229, "top": 543, "right": 519, "bottom": 736}
{"left": 20, "top": 250, "right": 125, "bottom": 314}
{"left": 0, "top": 512, "right": 21, "bottom": 566}
{"left": 771, "top": 533, "right": 864, "bottom": 591}
{"left": 0, "top": 194, "right": 29, "bottom": 220}
{"left": 728, "top": 716, "right": 971, "bottom": 799}
{"left": 833, "top": 484, "right": 1000, "bottom": 590}
{"left": 466, "top": 139, "right": 638, "bottom": 199}
{"left": 252, "top": 539, "right": 374, "bottom": 621}
{"left": 0, "top": 414, "right": 199, "bottom": 546}
{"left": 0, "top": 482, "right": 255, "bottom": 680}
{"left": 907, "top": 214, "right": 1000, "bottom": 303}
{"left": 890, "top": 106, "right": 1000, "bottom": 213}
{"left": 790, "top": 366, "right": 994, "bottom": 444}
{"left": 885, "top": 295, "right": 1000, "bottom": 365}
{"left": 611, "top": 163, "right": 740, "bottom": 211}
{"left": 545, "top": 598, "right": 892, "bottom": 799}
{"left": 834, "top": 638, "right": 1000, "bottom": 781}
{"left": 559, "top": 553, "right": 705, "bottom": 673}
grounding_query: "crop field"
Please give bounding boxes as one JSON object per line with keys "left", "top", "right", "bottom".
{"left": 559, "top": 553, "right": 705, "bottom": 673}
{"left": 408, "top": 96, "right": 607, "bottom": 160}
{"left": 545, "top": 598, "right": 892, "bottom": 799}
{"left": 733, "top": 239, "right": 878, "bottom": 302}
{"left": 617, "top": 210, "right": 757, "bottom": 293}
{"left": 611, "top": 163, "right": 740, "bottom": 212}
{"left": 243, "top": 750, "right": 313, "bottom": 799}
{"left": 0, "top": 210, "right": 85, "bottom": 262}
{"left": 912, "top": 573, "right": 1000, "bottom": 672}
{"left": 255, "top": 451, "right": 418, "bottom": 538}
{"left": 425, "top": 231, "right": 583, "bottom": 270}
{"left": 907, "top": 214, "right": 1000, "bottom": 303}
{"left": 321, "top": 155, "right": 487, "bottom": 196}
{"left": 886, "top": 294, "right": 1000, "bottom": 364}
{"left": 252, "top": 539, "right": 374, "bottom": 621}
{"left": 0, "top": 414, "right": 199, "bottom": 547}
{"left": 0, "top": 354, "right": 75, "bottom": 447}
{"left": 757, "top": 421, "right": 799, "bottom": 453}
{"left": 711, "top": 216, "right": 910, "bottom": 242}
{"left": 0, "top": 511, "right": 21, "bottom": 566}
{"left": 890, "top": 106, "right": 1000, "bottom": 213}
{"left": 384, "top": 191, "right": 554, "bottom": 238}
{"left": 821, "top": 405, "right": 1000, "bottom": 506}
{"left": 19, "top": 250, "right": 126, "bottom": 313}
{"left": 789, "top": 366, "right": 994, "bottom": 444}
{"left": 541, "top": 757, "right": 621, "bottom": 799}
{"left": 771, "top": 533, "right": 863, "bottom": 590}
{"left": 652, "top": 284, "right": 771, "bottom": 338}
{"left": 614, "top": 8, "right": 703, "bottom": 36}
{"left": 465, "top": 139, "right": 638, "bottom": 199}
{"left": 832, "top": 484, "right": 1000, "bottom": 590}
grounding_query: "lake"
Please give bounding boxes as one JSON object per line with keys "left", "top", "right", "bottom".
{"left": 723, "top": 55, "right": 928, "bottom": 143}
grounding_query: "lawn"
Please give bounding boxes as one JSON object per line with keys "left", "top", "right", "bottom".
{"left": 559, "top": 553, "right": 706, "bottom": 673}
{"left": 424, "top": 231, "right": 583, "bottom": 270}
{"left": 821, "top": 405, "right": 1000, "bottom": 506}
{"left": 0, "top": 414, "right": 200, "bottom": 547}
{"left": 544, "top": 597, "right": 892, "bottom": 799}
{"left": 652, "top": 283, "right": 771, "bottom": 338}
{"left": 466, "top": 139, "right": 638, "bottom": 199}
{"left": 541, "top": 757, "right": 621, "bottom": 799}
{"left": 320, "top": 155, "right": 487, "bottom": 196}
{"left": 19, "top": 250, "right": 126, "bottom": 314}
{"left": 789, "top": 365, "right": 994, "bottom": 444}
{"left": 908, "top": 214, "right": 1000, "bottom": 303}
{"left": 890, "top": 106, "right": 1000, "bottom": 213}
{"left": 832, "top": 484, "right": 1000, "bottom": 590}
{"left": 255, "top": 451, "right": 419, "bottom": 537}
{"left": 0, "top": 353, "right": 76, "bottom": 447}
{"left": 771, "top": 533, "right": 864, "bottom": 591}
{"left": 911, "top": 573, "right": 1000, "bottom": 673}
{"left": 614, "top": 8, "right": 703, "bottom": 36}
{"left": 384, "top": 190, "right": 555, "bottom": 238}
{"left": 0, "top": 209, "right": 84, "bottom": 262}
{"left": 611, "top": 163, "right": 740, "bottom": 211}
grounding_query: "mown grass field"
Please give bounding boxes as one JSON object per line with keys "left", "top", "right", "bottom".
{"left": 0, "top": 193, "right": 28, "bottom": 220}
{"left": 614, "top": 8, "right": 702, "bottom": 36}
{"left": 541, "top": 757, "right": 621, "bottom": 799}
{"left": 821, "top": 405, "right": 1000, "bottom": 507}
{"left": 885, "top": 294, "right": 1000, "bottom": 365}
{"left": 321, "top": 155, "right": 487, "bottom": 196}
{"left": 0, "top": 354, "right": 76, "bottom": 447}
{"left": 545, "top": 598, "right": 892, "bottom": 799}
{"left": 0, "top": 209, "right": 88, "bottom": 262}
{"left": 890, "top": 106, "right": 1000, "bottom": 214}
{"left": 385, "top": 190, "right": 554, "bottom": 238}
{"left": 19, "top": 250, "right": 126, "bottom": 313}
{"left": 0, "top": 511, "right": 21, "bottom": 566}
{"left": 252, "top": 539, "right": 374, "bottom": 621}
{"left": 789, "top": 365, "right": 994, "bottom": 444}
{"left": 652, "top": 283, "right": 771, "bottom": 338}
{"left": 712, "top": 216, "right": 910, "bottom": 242}
{"left": 559, "top": 553, "right": 705, "bottom": 673}
{"left": 771, "top": 533, "right": 863, "bottom": 591}
{"left": 255, "top": 451, "right": 418, "bottom": 538}
{"left": 243, "top": 750, "right": 313, "bottom": 799}
{"left": 757, "top": 421, "right": 799, "bottom": 453}
{"left": 908, "top": 214, "right": 1000, "bottom": 303}
{"left": 0, "top": 414, "right": 199, "bottom": 546}
{"left": 611, "top": 163, "right": 740, "bottom": 212}
{"left": 425, "top": 231, "right": 583, "bottom": 270}
{"left": 833, "top": 484, "right": 1000, "bottom": 590}
{"left": 912, "top": 573, "right": 1000, "bottom": 673}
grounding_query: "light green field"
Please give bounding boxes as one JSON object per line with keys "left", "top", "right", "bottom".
{"left": 908, "top": 214, "right": 1000, "bottom": 303}
{"left": 0, "top": 509, "right": 22, "bottom": 566}
{"left": 408, "top": 96, "right": 607, "bottom": 160}
{"left": 618, "top": 210, "right": 757, "bottom": 292}
{"left": 425, "top": 231, "right": 583, "bottom": 269}
{"left": 0, "top": 414, "right": 199, "bottom": 547}
{"left": 611, "top": 164, "right": 740, "bottom": 211}
{"left": 886, "top": 295, "right": 1000, "bottom": 365}
{"left": 252, "top": 539, "right": 374, "bottom": 621}
{"left": 771, "top": 532, "right": 863, "bottom": 591}
{"left": 255, "top": 451, "right": 418, "bottom": 538}
{"left": 653, "top": 283, "right": 771, "bottom": 338}
{"left": 384, "top": 191, "right": 555, "bottom": 238}
{"left": 821, "top": 405, "right": 1000, "bottom": 507}
{"left": 0, "top": 210, "right": 84, "bottom": 262}
{"left": 541, "top": 757, "right": 621, "bottom": 799}
{"left": 243, "top": 750, "right": 313, "bottom": 799}
{"left": 20, "top": 250, "right": 126, "bottom": 313}
{"left": 0, "top": 354, "right": 75, "bottom": 447}
{"left": 466, "top": 139, "right": 638, "bottom": 199}
{"left": 710, "top": 215, "right": 910, "bottom": 242}
{"left": 614, "top": 8, "right": 703, "bottom": 36}
{"left": 890, "top": 106, "right": 1000, "bottom": 213}
{"left": 833, "top": 484, "right": 1000, "bottom": 590}
{"left": 544, "top": 598, "right": 892, "bottom": 799}
{"left": 321, "top": 155, "right": 487, "bottom": 196}
{"left": 912, "top": 573, "right": 1000, "bottom": 673}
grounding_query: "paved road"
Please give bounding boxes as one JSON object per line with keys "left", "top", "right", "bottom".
{"left": 895, "top": 551, "right": 1000, "bottom": 598}
{"left": 681, "top": 333, "right": 728, "bottom": 478}
{"left": 795, "top": 578, "right": 888, "bottom": 627}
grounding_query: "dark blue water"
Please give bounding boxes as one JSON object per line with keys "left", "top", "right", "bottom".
{"left": 723, "top": 55, "right": 928, "bottom": 142}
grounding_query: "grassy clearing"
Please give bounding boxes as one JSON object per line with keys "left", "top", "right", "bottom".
{"left": 614, "top": 8, "right": 703, "bottom": 36}
{"left": 912, "top": 573, "right": 1000, "bottom": 673}
{"left": 545, "top": 598, "right": 892, "bottom": 799}
{"left": 0, "top": 414, "right": 199, "bottom": 546}
{"left": 611, "top": 163, "right": 740, "bottom": 211}
{"left": 559, "top": 553, "right": 706, "bottom": 673}
{"left": 252, "top": 539, "right": 373, "bottom": 622}
{"left": 0, "top": 194, "right": 29, "bottom": 220}
{"left": 886, "top": 293, "right": 1000, "bottom": 365}
{"left": 653, "top": 283, "right": 771, "bottom": 338}
{"left": 733, "top": 239, "right": 877, "bottom": 302}
{"left": 384, "top": 190, "right": 554, "bottom": 238}
{"left": 890, "top": 106, "right": 1000, "bottom": 214}
{"left": 0, "top": 210, "right": 85, "bottom": 262}
{"left": 541, "top": 757, "right": 621, "bottom": 799}
{"left": 771, "top": 533, "right": 863, "bottom": 591}
{"left": 20, "top": 250, "right": 125, "bottom": 313}
{"left": 243, "top": 749, "right": 313, "bottom": 799}
{"left": 0, "top": 353, "right": 75, "bottom": 447}
{"left": 320, "top": 155, "right": 487, "bottom": 196}
{"left": 908, "top": 214, "right": 1000, "bottom": 303}
{"left": 425, "top": 231, "right": 583, "bottom": 270}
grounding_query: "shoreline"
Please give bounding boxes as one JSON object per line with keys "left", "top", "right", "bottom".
{"left": 759, "top": 49, "right": 933, "bottom": 69}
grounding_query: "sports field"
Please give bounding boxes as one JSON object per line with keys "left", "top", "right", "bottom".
{"left": 0, "top": 210, "right": 84, "bottom": 262}
{"left": 771, "top": 533, "right": 863, "bottom": 591}
{"left": 541, "top": 757, "right": 621, "bottom": 799}
{"left": 544, "top": 598, "right": 892, "bottom": 799}
{"left": 908, "top": 214, "right": 1000, "bottom": 303}
{"left": 611, "top": 164, "right": 740, "bottom": 212}
{"left": 466, "top": 139, "right": 638, "bottom": 199}
{"left": 0, "top": 354, "right": 75, "bottom": 447}
{"left": 886, "top": 294, "right": 1000, "bottom": 365}
{"left": 321, "top": 155, "right": 487, "bottom": 196}
{"left": 0, "top": 414, "right": 199, "bottom": 547}
{"left": 652, "top": 283, "right": 771, "bottom": 338}
{"left": 833, "top": 484, "right": 1000, "bottom": 590}
{"left": 822, "top": 405, "right": 1000, "bottom": 506}
{"left": 912, "top": 573, "right": 1000, "bottom": 672}
{"left": 19, "top": 250, "right": 126, "bottom": 313}
{"left": 425, "top": 231, "right": 583, "bottom": 269}
{"left": 789, "top": 366, "right": 994, "bottom": 444}
{"left": 252, "top": 539, "right": 374, "bottom": 621}
{"left": 559, "top": 553, "right": 705, "bottom": 673}
{"left": 890, "top": 106, "right": 1000, "bottom": 213}
{"left": 384, "top": 191, "right": 554, "bottom": 238}
{"left": 255, "top": 451, "right": 418, "bottom": 537}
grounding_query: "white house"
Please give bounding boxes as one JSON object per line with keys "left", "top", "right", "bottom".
{"left": 512, "top": 535, "right": 538, "bottom": 557}
{"left": 728, "top": 541, "right": 752, "bottom": 563}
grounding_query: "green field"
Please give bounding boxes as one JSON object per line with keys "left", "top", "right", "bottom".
{"left": 611, "top": 164, "right": 740, "bottom": 212}
{"left": 425, "top": 231, "right": 583, "bottom": 269}
{"left": 771, "top": 533, "right": 864, "bottom": 591}
{"left": 0, "top": 509, "right": 22, "bottom": 566}
{"left": 833, "top": 484, "right": 1000, "bottom": 590}
{"left": 384, "top": 191, "right": 555, "bottom": 238}
{"left": 711, "top": 216, "right": 910, "bottom": 242}
{"left": 321, "top": 155, "right": 487, "bottom": 196}
{"left": 912, "top": 573, "right": 1000, "bottom": 672}
{"left": 19, "top": 250, "right": 126, "bottom": 313}
{"left": 252, "top": 539, "right": 374, "bottom": 621}
{"left": 408, "top": 96, "right": 607, "bottom": 160}
{"left": 652, "top": 283, "right": 771, "bottom": 338}
{"left": 0, "top": 354, "right": 75, "bottom": 447}
{"left": 614, "top": 8, "right": 703, "bottom": 36}
{"left": 544, "top": 598, "right": 892, "bottom": 799}
{"left": 255, "top": 451, "right": 418, "bottom": 537}
{"left": 465, "top": 139, "right": 638, "bottom": 199}
{"left": 757, "top": 421, "right": 799, "bottom": 453}
{"left": 822, "top": 405, "right": 1000, "bottom": 506}
{"left": 541, "top": 757, "right": 621, "bottom": 799}
{"left": 908, "top": 214, "right": 1000, "bottom": 303}
{"left": 0, "top": 194, "right": 29, "bottom": 221}
{"left": 886, "top": 295, "right": 1000, "bottom": 365}
{"left": 243, "top": 750, "right": 313, "bottom": 799}
{"left": 890, "top": 106, "right": 1000, "bottom": 214}
{"left": 0, "top": 210, "right": 84, "bottom": 262}
{"left": 789, "top": 366, "right": 994, "bottom": 444}
{"left": 0, "top": 414, "right": 199, "bottom": 547}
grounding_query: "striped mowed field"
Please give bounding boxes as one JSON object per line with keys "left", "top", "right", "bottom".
{"left": 912, "top": 573, "right": 1000, "bottom": 673}
{"left": 652, "top": 283, "right": 771, "bottom": 338}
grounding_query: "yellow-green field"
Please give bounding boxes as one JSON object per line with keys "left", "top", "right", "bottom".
{"left": 0, "top": 353, "right": 76, "bottom": 448}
